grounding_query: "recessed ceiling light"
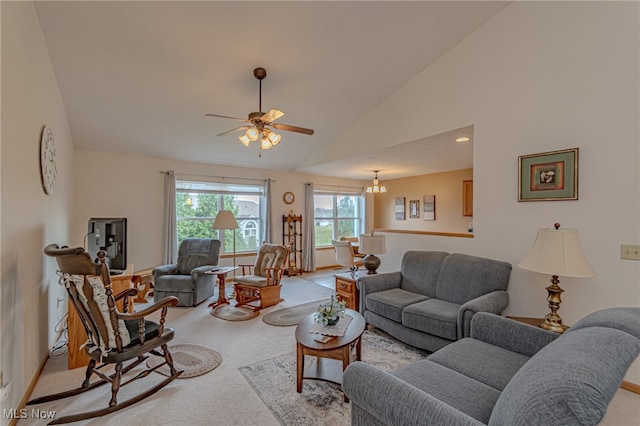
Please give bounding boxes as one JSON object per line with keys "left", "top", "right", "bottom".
{"left": 456, "top": 137, "right": 470, "bottom": 143}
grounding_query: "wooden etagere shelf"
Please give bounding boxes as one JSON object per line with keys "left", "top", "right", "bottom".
{"left": 283, "top": 213, "right": 303, "bottom": 276}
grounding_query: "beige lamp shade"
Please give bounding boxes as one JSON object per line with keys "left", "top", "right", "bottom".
{"left": 359, "top": 234, "right": 387, "bottom": 255}
{"left": 518, "top": 228, "right": 594, "bottom": 278}
{"left": 212, "top": 210, "right": 239, "bottom": 230}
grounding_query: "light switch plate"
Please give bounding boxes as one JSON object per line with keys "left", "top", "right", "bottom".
{"left": 621, "top": 244, "right": 640, "bottom": 260}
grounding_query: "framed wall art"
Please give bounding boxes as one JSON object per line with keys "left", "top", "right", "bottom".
{"left": 423, "top": 195, "right": 435, "bottom": 221}
{"left": 409, "top": 200, "right": 420, "bottom": 218}
{"left": 518, "top": 148, "right": 578, "bottom": 201}
{"left": 395, "top": 197, "right": 406, "bottom": 220}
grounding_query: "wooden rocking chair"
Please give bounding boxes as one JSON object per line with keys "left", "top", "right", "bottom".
{"left": 233, "top": 243, "right": 289, "bottom": 311}
{"left": 27, "top": 244, "right": 182, "bottom": 425}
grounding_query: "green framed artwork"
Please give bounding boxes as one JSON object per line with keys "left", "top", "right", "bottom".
{"left": 518, "top": 148, "right": 578, "bottom": 201}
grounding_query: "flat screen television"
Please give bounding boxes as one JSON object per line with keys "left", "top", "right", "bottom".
{"left": 87, "top": 218, "right": 127, "bottom": 274}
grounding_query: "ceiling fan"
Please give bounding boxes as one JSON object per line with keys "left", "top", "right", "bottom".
{"left": 206, "top": 67, "right": 314, "bottom": 150}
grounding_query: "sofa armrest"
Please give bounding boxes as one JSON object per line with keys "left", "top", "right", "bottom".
{"left": 458, "top": 290, "right": 509, "bottom": 338}
{"left": 152, "top": 264, "right": 178, "bottom": 278}
{"left": 191, "top": 264, "right": 218, "bottom": 280}
{"left": 343, "top": 362, "right": 485, "bottom": 426}
{"left": 356, "top": 271, "right": 402, "bottom": 314}
{"left": 470, "top": 312, "right": 559, "bottom": 357}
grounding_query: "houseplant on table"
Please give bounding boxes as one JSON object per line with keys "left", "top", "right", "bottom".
{"left": 315, "top": 294, "right": 347, "bottom": 326}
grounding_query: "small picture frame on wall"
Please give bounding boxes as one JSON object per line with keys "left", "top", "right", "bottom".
{"left": 423, "top": 195, "right": 435, "bottom": 221}
{"left": 409, "top": 200, "right": 420, "bottom": 218}
{"left": 395, "top": 197, "right": 406, "bottom": 220}
{"left": 518, "top": 148, "right": 578, "bottom": 201}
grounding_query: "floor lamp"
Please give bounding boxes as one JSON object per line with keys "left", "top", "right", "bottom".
{"left": 212, "top": 210, "right": 239, "bottom": 275}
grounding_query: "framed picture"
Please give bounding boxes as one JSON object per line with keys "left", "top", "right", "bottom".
{"left": 395, "top": 197, "right": 406, "bottom": 220}
{"left": 423, "top": 195, "right": 435, "bottom": 221}
{"left": 409, "top": 200, "right": 420, "bottom": 218}
{"left": 518, "top": 148, "right": 578, "bottom": 201}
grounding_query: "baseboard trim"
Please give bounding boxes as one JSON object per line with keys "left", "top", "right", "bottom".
{"left": 621, "top": 380, "right": 640, "bottom": 394}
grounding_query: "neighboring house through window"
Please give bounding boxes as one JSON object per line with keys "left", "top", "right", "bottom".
{"left": 175, "top": 179, "right": 264, "bottom": 254}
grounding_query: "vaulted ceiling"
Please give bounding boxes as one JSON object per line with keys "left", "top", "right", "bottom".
{"left": 34, "top": 1, "right": 508, "bottom": 180}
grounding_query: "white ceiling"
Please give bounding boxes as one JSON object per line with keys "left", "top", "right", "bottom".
{"left": 34, "top": 1, "right": 507, "bottom": 180}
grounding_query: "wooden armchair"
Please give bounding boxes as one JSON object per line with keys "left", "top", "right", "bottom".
{"left": 28, "top": 244, "right": 182, "bottom": 424}
{"left": 233, "top": 243, "right": 289, "bottom": 311}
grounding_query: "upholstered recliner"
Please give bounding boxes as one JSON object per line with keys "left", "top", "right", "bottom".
{"left": 153, "top": 238, "right": 221, "bottom": 306}
{"left": 234, "top": 243, "right": 289, "bottom": 311}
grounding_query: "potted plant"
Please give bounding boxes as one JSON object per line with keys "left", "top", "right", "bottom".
{"left": 315, "top": 294, "right": 347, "bottom": 326}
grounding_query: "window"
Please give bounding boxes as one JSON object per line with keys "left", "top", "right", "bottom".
{"left": 176, "top": 179, "right": 264, "bottom": 253}
{"left": 314, "top": 192, "right": 363, "bottom": 247}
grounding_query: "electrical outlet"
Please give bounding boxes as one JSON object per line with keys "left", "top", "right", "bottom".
{"left": 621, "top": 244, "right": 640, "bottom": 261}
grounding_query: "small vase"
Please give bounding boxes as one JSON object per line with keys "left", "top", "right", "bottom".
{"left": 326, "top": 316, "right": 339, "bottom": 326}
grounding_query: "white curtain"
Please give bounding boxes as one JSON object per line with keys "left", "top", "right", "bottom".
{"left": 262, "top": 178, "right": 272, "bottom": 243}
{"left": 302, "top": 182, "right": 316, "bottom": 272}
{"left": 163, "top": 170, "right": 178, "bottom": 264}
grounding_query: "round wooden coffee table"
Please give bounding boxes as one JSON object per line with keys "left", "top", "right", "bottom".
{"left": 295, "top": 309, "right": 365, "bottom": 402}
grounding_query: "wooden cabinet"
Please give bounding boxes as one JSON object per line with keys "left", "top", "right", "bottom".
{"left": 463, "top": 180, "right": 473, "bottom": 217}
{"left": 283, "top": 213, "right": 303, "bottom": 276}
{"left": 335, "top": 274, "right": 358, "bottom": 311}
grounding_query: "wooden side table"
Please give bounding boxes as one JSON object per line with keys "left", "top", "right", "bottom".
{"left": 506, "top": 316, "right": 567, "bottom": 333}
{"left": 133, "top": 267, "right": 154, "bottom": 303}
{"left": 335, "top": 273, "right": 358, "bottom": 311}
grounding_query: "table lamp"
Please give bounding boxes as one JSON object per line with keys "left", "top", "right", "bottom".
{"left": 518, "top": 223, "right": 594, "bottom": 332}
{"left": 212, "top": 210, "right": 239, "bottom": 271}
{"left": 359, "top": 233, "right": 386, "bottom": 275}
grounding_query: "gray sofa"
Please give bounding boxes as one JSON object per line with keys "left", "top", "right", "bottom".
{"left": 343, "top": 307, "right": 640, "bottom": 426}
{"left": 357, "top": 251, "right": 512, "bottom": 352}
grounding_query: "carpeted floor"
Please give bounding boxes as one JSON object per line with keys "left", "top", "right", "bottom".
{"left": 239, "top": 328, "right": 428, "bottom": 425}
{"left": 21, "top": 270, "right": 640, "bottom": 425}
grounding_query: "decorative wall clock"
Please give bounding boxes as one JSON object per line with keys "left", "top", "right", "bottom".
{"left": 283, "top": 191, "right": 295, "bottom": 204}
{"left": 40, "top": 126, "right": 57, "bottom": 194}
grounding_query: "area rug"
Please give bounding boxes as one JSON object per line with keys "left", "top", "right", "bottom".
{"left": 262, "top": 299, "right": 329, "bottom": 326}
{"left": 238, "top": 328, "right": 429, "bottom": 425}
{"left": 211, "top": 304, "right": 260, "bottom": 321}
{"left": 147, "top": 344, "right": 222, "bottom": 379}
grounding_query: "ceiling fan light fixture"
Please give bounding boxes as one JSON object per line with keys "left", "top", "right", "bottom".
{"left": 261, "top": 136, "right": 273, "bottom": 150}
{"left": 268, "top": 131, "right": 281, "bottom": 145}
{"left": 246, "top": 128, "right": 260, "bottom": 141}
{"left": 239, "top": 135, "right": 251, "bottom": 146}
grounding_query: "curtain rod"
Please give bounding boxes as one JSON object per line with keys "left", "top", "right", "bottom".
{"left": 159, "top": 170, "right": 273, "bottom": 183}
{"left": 315, "top": 183, "right": 364, "bottom": 191}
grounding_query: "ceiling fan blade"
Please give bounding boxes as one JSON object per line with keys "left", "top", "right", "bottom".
{"left": 260, "top": 108, "right": 285, "bottom": 124}
{"left": 271, "top": 122, "right": 315, "bottom": 135}
{"left": 206, "top": 113, "right": 249, "bottom": 122}
{"left": 217, "top": 126, "right": 252, "bottom": 137}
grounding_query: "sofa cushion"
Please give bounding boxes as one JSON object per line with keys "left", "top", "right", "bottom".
{"left": 399, "top": 251, "right": 449, "bottom": 297}
{"left": 402, "top": 298, "right": 459, "bottom": 341}
{"left": 393, "top": 359, "right": 501, "bottom": 424}
{"left": 366, "top": 288, "right": 429, "bottom": 323}
{"left": 435, "top": 253, "right": 511, "bottom": 305}
{"left": 489, "top": 327, "right": 640, "bottom": 425}
{"left": 428, "top": 338, "right": 530, "bottom": 391}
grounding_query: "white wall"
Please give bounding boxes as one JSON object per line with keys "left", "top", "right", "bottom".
{"left": 1, "top": 1, "right": 74, "bottom": 417}
{"left": 330, "top": 2, "right": 640, "bottom": 382}
{"left": 72, "top": 149, "right": 367, "bottom": 270}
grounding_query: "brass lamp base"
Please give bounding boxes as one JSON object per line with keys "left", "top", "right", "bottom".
{"left": 363, "top": 254, "right": 381, "bottom": 275}
{"left": 539, "top": 275, "right": 569, "bottom": 333}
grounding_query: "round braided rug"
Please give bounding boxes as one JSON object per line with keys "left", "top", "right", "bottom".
{"left": 147, "top": 344, "right": 222, "bottom": 379}
{"left": 211, "top": 304, "right": 260, "bottom": 321}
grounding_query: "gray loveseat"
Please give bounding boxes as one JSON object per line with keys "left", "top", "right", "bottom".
{"left": 358, "top": 251, "right": 512, "bottom": 352}
{"left": 343, "top": 307, "right": 640, "bottom": 425}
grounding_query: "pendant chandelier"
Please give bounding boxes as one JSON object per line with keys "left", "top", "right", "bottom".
{"left": 366, "top": 170, "right": 387, "bottom": 193}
